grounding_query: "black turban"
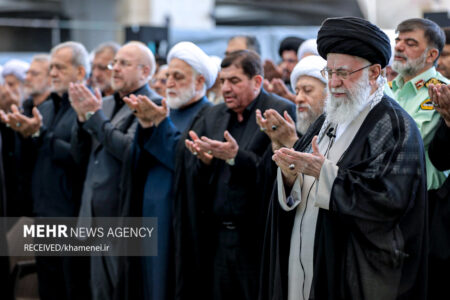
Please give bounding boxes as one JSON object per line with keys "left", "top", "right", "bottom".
{"left": 278, "top": 36, "right": 305, "bottom": 57}
{"left": 317, "top": 17, "right": 391, "bottom": 68}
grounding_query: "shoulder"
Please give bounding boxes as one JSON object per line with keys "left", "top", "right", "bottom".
{"left": 259, "top": 90, "right": 295, "bottom": 111}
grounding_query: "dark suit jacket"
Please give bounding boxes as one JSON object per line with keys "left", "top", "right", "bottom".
{"left": 32, "top": 93, "right": 83, "bottom": 217}
{"left": 71, "top": 84, "right": 160, "bottom": 219}
{"left": 173, "top": 89, "right": 296, "bottom": 300}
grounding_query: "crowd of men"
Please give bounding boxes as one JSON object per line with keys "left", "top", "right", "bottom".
{"left": 0, "top": 15, "right": 449, "bottom": 300}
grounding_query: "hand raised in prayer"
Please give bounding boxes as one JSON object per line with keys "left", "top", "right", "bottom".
{"left": 198, "top": 130, "right": 239, "bottom": 162}
{"left": 68, "top": 83, "right": 102, "bottom": 122}
{"left": 185, "top": 130, "right": 213, "bottom": 165}
{"left": 263, "top": 59, "right": 282, "bottom": 82}
{"left": 256, "top": 108, "right": 298, "bottom": 152}
{"left": 272, "top": 136, "right": 325, "bottom": 187}
{"left": 1, "top": 104, "right": 42, "bottom": 137}
{"left": 269, "top": 78, "right": 296, "bottom": 102}
{"left": 124, "top": 94, "right": 168, "bottom": 128}
{"left": 429, "top": 84, "right": 450, "bottom": 127}
{"left": 0, "top": 84, "right": 21, "bottom": 112}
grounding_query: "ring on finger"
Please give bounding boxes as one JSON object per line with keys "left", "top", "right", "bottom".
{"left": 16, "top": 122, "right": 21, "bottom": 128}
{"left": 288, "top": 163, "right": 295, "bottom": 170}
{"left": 192, "top": 151, "right": 198, "bottom": 156}
{"left": 272, "top": 125, "right": 277, "bottom": 131}
{"left": 207, "top": 150, "right": 212, "bottom": 155}
{"left": 433, "top": 102, "right": 440, "bottom": 108}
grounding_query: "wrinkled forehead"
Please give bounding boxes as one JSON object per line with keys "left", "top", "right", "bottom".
{"left": 326, "top": 53, "right": 364, "bottom": 69}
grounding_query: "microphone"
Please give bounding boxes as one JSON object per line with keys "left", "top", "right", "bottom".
{"left": 326, "top": 127, "right": 336, "bottom": 138}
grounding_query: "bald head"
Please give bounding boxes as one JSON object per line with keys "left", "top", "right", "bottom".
{"left": 123, "top": 41, "right": 156, "bottom": 77}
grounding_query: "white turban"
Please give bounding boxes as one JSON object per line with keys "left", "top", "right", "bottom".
{"left": 290, "top": 55, "right": 327, "bottom": 90}
{"left": 2, "top": 59, "right": 29, "bottom": 82}
{"left": 167, "top": 42, "right": 218, "bottom": 89}
{"left": 297, "top": 39, "right": 319, "bottom": 60}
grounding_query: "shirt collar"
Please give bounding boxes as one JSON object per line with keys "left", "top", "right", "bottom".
{"left": 392, "top": 66, "right": 437, "bottom": 94}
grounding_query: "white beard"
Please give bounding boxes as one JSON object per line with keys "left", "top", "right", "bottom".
{"left": 324, "top": 69, "right": 371, "bottom": 125}
{"left": 166, "top": 84, "right": 196, "bottom": 109}
{"left": 296, "top": 105, "right": 320, "bottom": 135}
{"left": 392, "top": 49, "right": 428, "bottom": 78}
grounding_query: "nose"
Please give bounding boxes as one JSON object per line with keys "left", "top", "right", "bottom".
{"left": 394, "top": 40, "right": 404, "bottom": 52}
{"left": 294, "top": 90, "right": 306, "bottom": 106}
{"left": 328, "top": 73, "right": 342, "bottom": 88}
{"left": 221, "top": 80, "right": 231, "bottom": 93}
{"left": 166, "top": 76, "right": 175, "bottom": 88}
{"left": 49, "top": 66, "right": 58, "bottom": 77}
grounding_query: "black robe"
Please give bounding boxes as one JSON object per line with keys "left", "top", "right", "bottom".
{"left": 173, "top": 90, "right": 296, "bottom": 300}
{"left": 259, "top": 96, "right": 428, "bottom": 300}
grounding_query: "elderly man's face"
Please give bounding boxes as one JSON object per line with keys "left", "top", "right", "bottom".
{"left": 294, "top": 75, "right": 326, "bottom": 134}
{"left": 437, "top": 44, "right": 450, "bottom": 78}
{"left": 325, "top": 53, "right": 372, "bottom": 124}
{"left": 25, "top": 60, "right": 50, "bottom": 97}
{"left": 165, "top": 58, "right": 197, "bottom": 109}
{"left": 392, "top": 29, "right": 431, "bottom": 77}
{"left": 50, "top": 47, "right": 84, "bottom": 96}
{"left": 91, "top": 49, "right": 115, "bottom": 93}
{"left": 220, "top": 64, "right": 259, "bottom": 114}
{"left": 4, "top": 75, "right": 23, "bottom": 98}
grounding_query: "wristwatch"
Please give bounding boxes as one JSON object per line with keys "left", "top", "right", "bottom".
{"left": 85, "top": 111, "right": 95, "bottom": 121}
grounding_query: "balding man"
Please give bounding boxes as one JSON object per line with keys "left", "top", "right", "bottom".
{"left": 69, "top": 41, "right": 161, "bottom": 300}
{"left": 91, "top": 42, "right": 120, "bottom": 97}
{"left": 260, "top": 17, "right": 427, "bottom": 300}
{"left": 1, "top": 41, "right": 91, "bottom": 300}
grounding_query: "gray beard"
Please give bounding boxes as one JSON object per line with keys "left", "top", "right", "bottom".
{"left": 296, "top": 108, "right": 319, "bottom": 135}
{"left": 392, "top": 50, "right": 428, "bottom": 78}
{"left": 324, "top": 70, "right": 371, "bottom": 125}
{"left": 166, "top": 84, "right": 196, "bottom": 109}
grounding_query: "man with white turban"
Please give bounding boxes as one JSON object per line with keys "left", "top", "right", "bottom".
{"left": 0, "top": 59, "right": 29, "bottom": 109}
{"left": 297, "top": 38, "right": 319, "bottom": 60}
{"left": 256, "top": 55, "right": 327, "bottom": 152}
{"left": 121, "top": 41, "right": 216, "bottom": 300}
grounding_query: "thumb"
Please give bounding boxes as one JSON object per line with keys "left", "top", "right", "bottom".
{"left": 224, "top": 130, "right": 235, "bottom": 143}
{"left": 95, "top": 88, "right": 102, "bottom": 101}
{"left": 189, "top": 130, "right": 199, "bottom": 141}
{"left": 311, "top": 136, "right": 320, "bottom": 155}
{"left": 32, "top": 107, "right": 42, "bottom": 121}
{"left": 10, "top": 104, "right": 20, "bottom": 114}
{"left": 161, "top": 98, "right": 168, "bottom": 113}
{"left": 284, "top": 110, "right": 294, "bottom": 125}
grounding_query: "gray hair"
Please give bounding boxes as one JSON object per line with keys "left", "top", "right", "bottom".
{"left": 93, "top": 41, "right": 120, "bottom": 57}
{"left": 51, "top": 41, "right": 91, "bottom": 78}
{"left": 123, "top": 41, "right": 156, "bottom": 78}
{"left": 32, "top": 54, "right": 50, "bottom": 64}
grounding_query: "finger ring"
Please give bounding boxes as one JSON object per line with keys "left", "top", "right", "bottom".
{"left": 288, "top": 163, "right": 295, "bottom": 170}
{"left": 272, "top": 125, "right": 277, "bottom": 131}
{"left": 260, "top": 127, "right": 266, "bottom": 132}
{"left": 433, "top": 102, "right": 440, "bottom": 108}
{"left": 16, "top": 122, "right": 21, "bottom": 127}
{"left": 193, "top": 151, "right": 198, "bottom": 156}
{"left": 207, "top": 150, "right": 212, "bottom": 155}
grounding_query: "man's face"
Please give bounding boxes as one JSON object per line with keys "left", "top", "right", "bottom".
{"left": 280, "top": 50, "right": 298, "bottom": 82}
{"left": 294, "top": 76, "right": 326, "bottom": 134}
{"left": 437, "top": 44, "right": 450, "bottom": 78}
{"left": 4, "top": 75, "right": 24, "bottom": 99}
{"left": 225, "top": 37, "right": 247, "bottom": 56}
{"left": 165, "top": 58, "right": 196, "bottom": 109}
{"left": 49, "top": 47, "right": 82, "bottom": 95}
{"left": 220, "top": 64, "right": 258, "bottom": 114}
{"left": 392, "top": 29, "right": 430, "bottom": 77}
{"left": 91, "top": 49, "right": 114, "bottom": 93}
{"left": 111, "top": 44, "right": 146, "bottom": 96}
{"left": 24, "top": 60, "right": 50, "bottom": 97}
{"left": 150, "top": 67, "right": 168, "bottom": 97}
{"left": 325, "top": 53, "right": 372, "bottom": 124}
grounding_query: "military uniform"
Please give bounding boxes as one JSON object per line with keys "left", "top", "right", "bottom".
{"left": 391, "top": 66, "right": 449, "bottom": 190}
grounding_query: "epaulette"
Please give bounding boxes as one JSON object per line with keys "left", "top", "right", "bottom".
{"left": 388, "top": 81, "right": 393, "bottom": 89}
{"left": 424, "top": 78, "right": 447, "bottom": 88}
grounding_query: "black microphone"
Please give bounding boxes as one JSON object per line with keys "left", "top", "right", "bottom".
{"left": 326, "top": 127, "right": 336, "bottom": 138}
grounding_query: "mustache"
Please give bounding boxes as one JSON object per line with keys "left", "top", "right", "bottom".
{"left": 330, "top": 88, "right": 347, "bottom": 93}
{"left": 394, "top": 52, "right": 407, "bottom": 60}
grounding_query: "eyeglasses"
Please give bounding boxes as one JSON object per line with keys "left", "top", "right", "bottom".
{"left": 107, "top": 59, "right": 144, "bottom": 70}
{"left": 320, "top": 64, "right": 372, "bottom": 80}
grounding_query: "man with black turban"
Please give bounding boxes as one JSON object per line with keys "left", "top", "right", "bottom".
{"left": 259, "top": 16, "right": 428, "bottom": 300}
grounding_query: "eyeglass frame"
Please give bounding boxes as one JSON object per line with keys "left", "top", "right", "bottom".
{"left": 320, "top": 64, "right": 373, "bottom": 80}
